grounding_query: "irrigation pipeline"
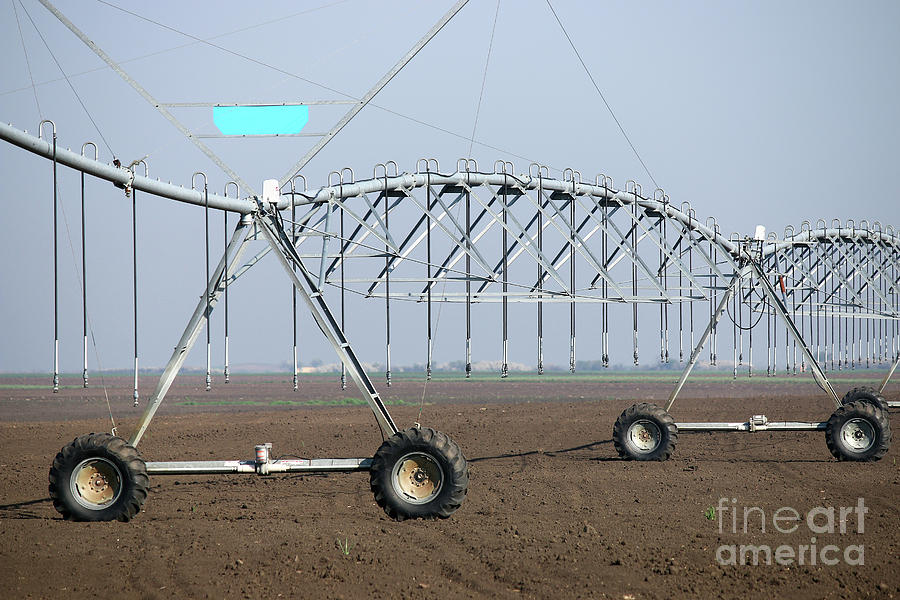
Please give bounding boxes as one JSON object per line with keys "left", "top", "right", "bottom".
{"left": 4, "top": 121, "right": 899, "bottom": 389}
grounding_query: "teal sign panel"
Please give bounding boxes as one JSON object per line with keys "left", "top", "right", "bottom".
{"left": 213, "top": 105, "right": 309, "bottom": 135}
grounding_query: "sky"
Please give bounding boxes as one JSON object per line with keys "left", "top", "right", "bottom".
{"left": 1, "top": 0, "right": 899, "bottom": 376}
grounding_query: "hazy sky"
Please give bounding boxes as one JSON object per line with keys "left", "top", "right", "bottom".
{"left": 1, "top": 0, "right": 898, "bottom": 375}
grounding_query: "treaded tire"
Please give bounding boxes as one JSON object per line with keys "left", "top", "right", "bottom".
{"left": 48, "top": 433, "right": 149, "bottom": 521}
{"left": 825, "top": 401, "right": 891, "bottom": 462}
{"left": 370, "top": 427, "right": 468, "bottom": 521}
{"left": 613, "top": 403, "right": 678, "bottom": 461}
{"left": 840, "top": 386, "right": 889, "bottom": 413}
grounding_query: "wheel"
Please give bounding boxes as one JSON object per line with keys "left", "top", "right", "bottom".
{"left": 825, "top": 401, "right": 891, "bottom": 462}
{"left": 48, "top": 432, "right": 149, "bottom": 521}
{"left": 370, "top": 427, "right": 468, "bottom": 521}
{"left": 613, "top": 403, "right": 678, "bottom": 461}
{"left": 840, "top": 386, "right": 889, "bottom": 413}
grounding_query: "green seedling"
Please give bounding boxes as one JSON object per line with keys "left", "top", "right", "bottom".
{"left": 704, "top": 506, "right": 716, "bottom": 521}
{"left": 336, "top": 538, "right": 353, "bottom": 556}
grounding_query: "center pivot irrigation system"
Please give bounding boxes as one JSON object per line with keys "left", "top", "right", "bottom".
{"left": 3, "top": 0, "right": 897, "bottom": 523}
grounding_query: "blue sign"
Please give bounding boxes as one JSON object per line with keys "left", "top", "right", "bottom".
{"left": 213, "top": 105, "right": 309, "bottom": 135}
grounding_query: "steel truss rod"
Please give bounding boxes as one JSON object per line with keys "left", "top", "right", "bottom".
{"left": 476, "top": 192, "right": 544, "bottom": 294}
{"left": 818, "top": 243, "right": 888, "bottom": 315}
{"left": 430, "top": 186, "right": 521, "bottom": 293}
{"left": 666, "top": 243, "right": 848, "bottom": 412}
{"left": 748, "top": 257, "right": 842, "bottom": 406}
{"left": 256, "top": 211, "right": 399, "bottom": 436}
{"left": 867, "top": 236, "right": 900, "bottom": 296}
{"left": 401, "top": 186, "right": 500, "bottom": 286}
{"left": 130, "top": 215, "right": 255, "bottom": 447}
{"left": 605, "top": 199, "right": 708, "bottom": 296}
{"left": 526, "top": 186, "right": 626, "bottom": 297}
{"left": 325, "top": 195, "right": 398, "bottom": 279}
{"left": 580, "top": 202, "right": 668, "bottom": 299}
{"left": 832, "top": 239, "right": 897, "bottom": 310}
{"left": 364, "top": 195, "right": 441, "bottom": 291}
{"left": 665, "top": 267, "right": 747, "bottom": 412}
{"left": 466, "top": 182, "right": 573, "bottom": 292}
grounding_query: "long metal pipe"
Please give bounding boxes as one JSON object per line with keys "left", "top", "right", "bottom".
{"left": 289, "top": 172, "right": 738, "bottom": 255}
{"left": 0, "top": 122, "right": 255, "bottom": 213}
{"left": 146, "top": 457, "right": 372, "bottom": 475}
{"left": 764, "top": 228, "right": 900, "bottom": 258}
{"left": 678, "top": 421, "right": 826, "bottom": 432}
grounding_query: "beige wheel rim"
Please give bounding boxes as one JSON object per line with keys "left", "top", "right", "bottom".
{"left": 391, "top": 452, "right": 443, "bottom": 505}
{"left": 627, "top": 420, "right": 661, "bottom": 453}
{"left": 70, "top": 457, "right": 122, "bottom": 510}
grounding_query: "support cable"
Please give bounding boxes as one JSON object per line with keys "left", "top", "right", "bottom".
{"left": 1, "top": 1, "right": 351, "bottom": 98}
{"left": 96, "top": 0, "right": 353, "bottom": 102}
{"left": 11, "top": 0, "right": 42, "bottom": 117}
{"left": 545, "top": 0, "right": 659, "bottom": 190}
{"left": 467, "top": 0, "right": 500, "bottom": 158}
{"left": 21, "top": 1, "right": 115, "bottom": 157}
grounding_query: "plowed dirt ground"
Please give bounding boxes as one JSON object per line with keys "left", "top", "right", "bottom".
{"left": 1, "top": 371, "right": 898, "bottom": 599}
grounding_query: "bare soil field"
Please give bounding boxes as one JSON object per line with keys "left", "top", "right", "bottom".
{"left": 1, "top": 371, "right": 898, "bottom": 599}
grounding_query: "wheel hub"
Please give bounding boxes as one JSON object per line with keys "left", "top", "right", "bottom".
{"left": 88, "top": 472, "right": 109, "bottom": 493}
{"left": 841, "top": 418, "right": 875, "bottom": 452}
{"left": 392, "top": 452, "right": 443, "bottom": 504}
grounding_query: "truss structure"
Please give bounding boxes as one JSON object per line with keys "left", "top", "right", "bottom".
{"left": 2, "top": 0, "right": 897, "bottom": 525}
